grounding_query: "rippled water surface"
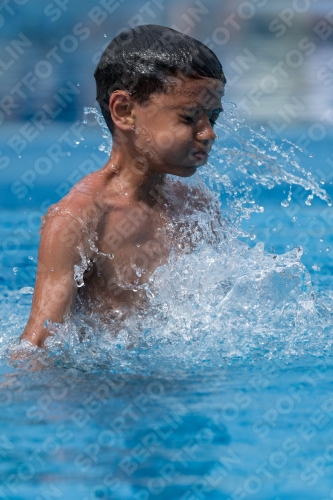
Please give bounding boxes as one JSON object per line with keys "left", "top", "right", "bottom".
{"left": 1, "top": 108, "right": 333, "bottom": 499}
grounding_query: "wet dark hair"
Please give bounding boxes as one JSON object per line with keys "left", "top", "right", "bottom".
{"left": 94, "top": 24, "right": 226, "bottom": 133}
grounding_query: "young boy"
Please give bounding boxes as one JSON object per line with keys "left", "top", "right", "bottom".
{"left": 20, "top": 24, "right": 226, "bottom": 347}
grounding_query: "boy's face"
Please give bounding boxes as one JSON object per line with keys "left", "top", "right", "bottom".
{"left": 131, "top": 77, "right": 224, "bottom": 177}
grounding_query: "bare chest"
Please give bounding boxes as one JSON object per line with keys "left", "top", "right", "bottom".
{"left": 91, "top": 202, "right": 172, "bottom": 287}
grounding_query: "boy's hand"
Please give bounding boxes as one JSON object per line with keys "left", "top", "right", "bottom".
{"left": 8, "top": 342, "right": 47, "bottom": 371}
{"left": 20, "top": 214, "right": 85, "bottom": 347}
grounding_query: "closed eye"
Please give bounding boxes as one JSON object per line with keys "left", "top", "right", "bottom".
{"left": 181, "top": 107, "right": 223, "bottom": 126}
{"left": 209, "top": 108, "right": 223, "bottom": 126}
{"left": 181, "top": 115, "right": 195, "bottom": 124}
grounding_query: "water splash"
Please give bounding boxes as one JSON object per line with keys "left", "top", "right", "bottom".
{"left": 201, "top": 102, "right": 331, "bottom": 237}
{"left": 11, "top": 235, "right": 332, "bottom": 375}
{"left": 2, "top": 103, "right": 333, "bottom": 374}
{"left": 73, "top": 250, "right": 90, "bottom": 288}
{"left": 83, "top": 107, "right": 112, "bottom": 155}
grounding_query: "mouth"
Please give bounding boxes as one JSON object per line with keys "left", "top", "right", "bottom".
{"left": 192, "top": 150, "right": 208, "bottom": 162}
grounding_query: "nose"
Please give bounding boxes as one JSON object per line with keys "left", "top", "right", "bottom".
{"left": 195, "top": 118, "right": 216, "bottom": 145}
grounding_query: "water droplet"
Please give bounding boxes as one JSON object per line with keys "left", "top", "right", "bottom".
{"left": 20, "top": 286, "right": 34, "bottom": 294}
{"left": 28, "top": 256, "right": 34, "bottom": 260}
{"left": 77, "top": 82, "right": 80, "bottom": 87}
{"left": 104, "top": 34, "right": 107, "bottom": 37}
{"left": 44, "top": 319, "right": 51, "bottom": 329}
{"left": 13, "top": 267, "right": 18, "bottom": 274}
{"left": 305, "top": 194, "right": 313, "bottom": 206}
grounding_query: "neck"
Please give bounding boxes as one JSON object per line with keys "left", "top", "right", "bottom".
{"left": 105, "top": 143, "right": 166, "bottom": 203}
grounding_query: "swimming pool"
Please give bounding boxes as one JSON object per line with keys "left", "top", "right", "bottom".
{"left": 1, "top": 111, "right": 333, "bottom": 499}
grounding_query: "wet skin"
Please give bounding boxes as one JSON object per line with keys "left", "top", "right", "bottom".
{"left": 21, "top": 77, "right": 224, "bottom": 346}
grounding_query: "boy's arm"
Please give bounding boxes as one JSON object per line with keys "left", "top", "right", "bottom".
{"left": 20, "top": 215, "right": 85, "bottom": 347}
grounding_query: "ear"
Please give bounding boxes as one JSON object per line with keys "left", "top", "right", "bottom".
{"left": 109, "top": 90, "right": 135, "bottom": 132}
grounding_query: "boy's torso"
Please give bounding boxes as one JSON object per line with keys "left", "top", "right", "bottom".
{"left": 81, "top": 187, "right": 173, "bottom": 315}
{"left": 44, "top": 170, "right": 212, "bottom": 319}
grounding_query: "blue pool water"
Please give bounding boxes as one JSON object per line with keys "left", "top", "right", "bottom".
{"left": 1, "top": 109, "right": 333, "bottom": 499}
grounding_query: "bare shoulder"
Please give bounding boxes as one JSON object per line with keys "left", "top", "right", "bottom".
{"left": 166, "top": 177, "right": 216, "bottom": 212}
{"left": 41, "top": 171, "right": 107, "bottom": 237}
